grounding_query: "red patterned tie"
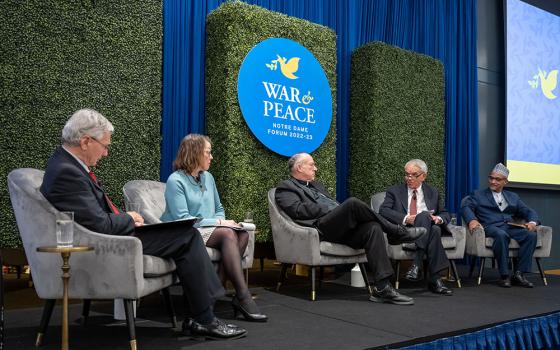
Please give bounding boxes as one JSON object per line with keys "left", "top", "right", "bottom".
{"left": 409, "top": 190, "right": 417, "bottom": 215}
{"left": 88, "top": 170, "right": 121, "bottom": 214}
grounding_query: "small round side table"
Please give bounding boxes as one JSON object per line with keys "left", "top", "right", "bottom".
{"left": 37, "top": 246, "right": 93, "bottom": 350}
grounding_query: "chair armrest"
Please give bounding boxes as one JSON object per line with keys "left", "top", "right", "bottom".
{"left": 465, "top": 225, "right": 488, "bottom": 256}
{"left": 270, "top": 213, "right": 321, "bottom": 266}
{"left": 69, "top": 224, "right": 145, "bottom": 299}
{"left": 446, "top": 224, "right": 466, "bottom": 259}
{"left": 242, "top": 228, "right": 256, "bottom": 269}
{"left": 535, "top": 225, "right": 553, "bottom": 257}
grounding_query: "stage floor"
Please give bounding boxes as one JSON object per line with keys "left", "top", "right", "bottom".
{"left": 5, "top": 269, "right": 560, "bottom": 350}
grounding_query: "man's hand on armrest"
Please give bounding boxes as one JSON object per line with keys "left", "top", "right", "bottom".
{"left": 525, "top": 222, "right": 537, "bottom": 231}
{"left": 127, "top": 211, "right": 144, "bottom": 227}
{"left": 468, "top": 219, "right": 481, "bottom": 232}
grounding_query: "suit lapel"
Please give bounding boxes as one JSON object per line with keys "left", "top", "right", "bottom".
{"left": 423, "top": 184, "right": 435, "bottom": 210}
{"left": 485, "top": 188, "right": 499, "bottom": 209}
{"left": 397, "top": 184, "right": 408, "bottom": 213}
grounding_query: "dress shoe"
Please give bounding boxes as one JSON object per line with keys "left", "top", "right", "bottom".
{"left": 232, "top": 296, "right": 268, "bottom": 322}
{"left": 369, "top": 283, "right": 414, "bottom": 305}
{"left": 511, "top": 271, "right": 534, "bottom": 288}
{"left": 497, "top": 277, "right": 512, "bottom": 288}
{"left": 404, "top": 264, "right": 423, "bottom": 282}
{"left": 387, "top": 226, "right": 426, "bottom": 245}
{"left": 182, "top": 318, "right": 247, "bottom": 340}
{"left": 428, "top": 278, "right": 453, "bottom": 295}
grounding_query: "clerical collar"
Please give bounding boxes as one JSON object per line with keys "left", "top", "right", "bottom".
{"left": 293, "top": 178, "right": 310, "bottom": 186}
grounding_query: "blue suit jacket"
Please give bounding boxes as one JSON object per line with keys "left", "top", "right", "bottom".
{"left": 40, "top": 147, "right": 134, "bottom": 236}
{"left": 380, "top": 183, "right": 451, "bottom": 234}
{"left": 461, "top": 188, "right": 539, "bottom": 228}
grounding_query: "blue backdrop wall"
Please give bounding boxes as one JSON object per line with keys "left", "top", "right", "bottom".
{"left": 162, "top": 0, "right": 479, "bottom": 213}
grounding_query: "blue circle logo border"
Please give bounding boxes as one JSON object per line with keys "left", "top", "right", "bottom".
{"left": 237, "top": 38, "right": 333, "bottom": 157}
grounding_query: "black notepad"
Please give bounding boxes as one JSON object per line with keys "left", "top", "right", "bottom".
{"left": 135, "top": 217, "right": 200, "bottom": 233}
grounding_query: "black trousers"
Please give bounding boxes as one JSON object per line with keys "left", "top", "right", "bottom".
{"left": 135, "top": 225, "right": 224, "bottom": 319}
{"left": 412, "top": 211, "right": 449, "bottom": 276}
{"left": 316, "top": 197, "right": 394, "bottom": 282}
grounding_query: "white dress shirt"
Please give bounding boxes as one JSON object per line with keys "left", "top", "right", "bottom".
{"left": 404, "top": 185, "right": 442, "bottom": 224}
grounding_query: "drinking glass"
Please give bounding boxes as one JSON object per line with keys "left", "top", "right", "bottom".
{"left": 56, "top": 211, "right": 74, "bottom": 247}
{"left": 244, "top": 211, "right": 254, "bottom": 223}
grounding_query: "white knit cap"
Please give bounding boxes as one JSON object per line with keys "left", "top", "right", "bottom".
{"left": 492, "top": 163, "right": 509, "bottom": 178}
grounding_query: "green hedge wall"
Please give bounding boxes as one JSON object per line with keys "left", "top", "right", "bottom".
{"left": 349, "top": 42, "right": 445, "bottom": 201}
{"left": 206, "top": 2, "right": 337, "bottom": 242}
{"left": 0, "top": 1, "right": 162, "bottom": 248}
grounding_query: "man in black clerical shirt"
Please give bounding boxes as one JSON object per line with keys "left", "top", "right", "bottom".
{"left": 275, "top": 153, "right": 426, "bottom": 305}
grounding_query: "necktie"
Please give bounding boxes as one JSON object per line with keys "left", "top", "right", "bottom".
{"left": 409, "top": 190, "right": 417, "bottom": 215}
{"left": 88, "top": 170, "right": 121, "bottom": 214}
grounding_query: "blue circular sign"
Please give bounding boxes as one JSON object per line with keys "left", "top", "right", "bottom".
{"left": 237, "top": 38, "right": 333, "bottom": 157}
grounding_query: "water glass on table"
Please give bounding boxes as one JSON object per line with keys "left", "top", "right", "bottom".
{"left": 56, "top": 211, "right": 74, "bottom": 247}
{"left": 244, "top": 211, "right": 254, "bottom": 224}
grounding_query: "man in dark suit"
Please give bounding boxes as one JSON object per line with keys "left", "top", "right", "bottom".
{"left": 461, "top": 163, "right": 538, "bottom": 288}
{"left": 275, "top": 153, "right": 426, "bottom": 305}
{"left": 40, "top": 109, "right": 246, "bottom": 339}
{"left": 379, "top": 159, "right": 452, "bottom": 295}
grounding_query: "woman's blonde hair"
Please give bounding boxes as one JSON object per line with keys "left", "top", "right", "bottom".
{"left": 173, "top": 134, "right": 211, "bottom": 174}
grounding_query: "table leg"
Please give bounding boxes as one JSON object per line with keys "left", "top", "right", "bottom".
{"left": 61, "top": 252, "right": 71, "bottom": 350}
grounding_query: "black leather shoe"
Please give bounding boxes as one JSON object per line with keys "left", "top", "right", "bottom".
{"left": 404, "top": 264, "right": 423, "bottom": 282}
{"left": 428, "top": 278, "right": 453, "bottom": 295}
{"left": 232, "top": 296, "right": 268, "bottom": 322}
{"left": 369, "top": 284, "right": 414, "bottom": 305}
{"left": 182, "top": 318, "right": 247, "bottom": 340}
{"left": 512, "top": 271, "right": 534, "bottom": 288}
{"left": 497, "top": 277, "right": 512, "bottom": 288}
{"left": 387, "top": 226, "right": 426, "bottom": 245}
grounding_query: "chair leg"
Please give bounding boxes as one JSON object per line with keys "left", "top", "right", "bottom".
{"left": 276, "top": 263, "right": 289, "bottom": 292}
{"left": 450, "top": 260, "right": 461, "bottom": 288}
{"left": 260, "top": 257, "right": 265, "bottom": 272}
{"left": 358, "top": 263, "right": 372, "bottom": 295}
{"left": 245, "top": 268, "right": 249, "bottom": 285}
{"left": 81, "top": 299, "right": 91, "bottom": 326}
{"left": 394, "top": 261, "right": 401, "bottom": 289}
{"left": 468, "top": 257, "right": 476, "bottom": 278}
{"left": 124, "top": 299, "right": 137, "bottom": 350}
{"left": 535, "top": 258, "right": 548, "bottom": 286}
{"left": 161, "top": 288, "right": 178, "bottom": 329}
{"left": 477, "top": 257, "right": 485, "bottom": 285}
{"left": 36, "top": 299, "right": 56, "bottom": 346}
{"left": 310, "top": 266, "right": 316, "bottom": 301}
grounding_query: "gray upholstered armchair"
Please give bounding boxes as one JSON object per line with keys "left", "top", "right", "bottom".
{"left": 7, "top": 169, "right": 177, "bottom": 350}
{"left": 122, "top": 180, "right": 255, "bottom": 271}
{"left": 267, "top": 188, "right": 371, "bottom": 301}
{"left": 371, "top": 192, "right": 466, "bottom": 289}
{"left": 460, "top": 196, "right": 552, "bottom": 286}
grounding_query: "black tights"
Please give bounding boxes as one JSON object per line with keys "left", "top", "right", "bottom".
{"left": 206, "top": 228, "right": 250, "bottom": 299}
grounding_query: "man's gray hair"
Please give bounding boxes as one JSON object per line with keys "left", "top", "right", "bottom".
{"left": 405, "top": 159, "right": 428, "bottom": 173}
{"left": 61, "top": 109, "right": 114, "bottom": 145}
{"left": 288, "top": 153, "right": 308, "bottom": 174}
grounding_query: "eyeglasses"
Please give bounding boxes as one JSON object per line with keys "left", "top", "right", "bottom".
{"left": 488, "top": 176, "right": 506, "bottom": 182}
{"left": 404, "top": 172, "right": 423, "bottom": 179}
{"left": 89, "top": 136, "right": 110, "bottom": 151}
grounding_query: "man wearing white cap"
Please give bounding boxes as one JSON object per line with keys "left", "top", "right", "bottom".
{"left": 461, "top": 163, "right": 539, "bottom": 288}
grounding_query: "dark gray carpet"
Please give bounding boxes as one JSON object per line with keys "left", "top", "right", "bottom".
{"left": 5, "top": 270, "right": 560, "bottom": 350}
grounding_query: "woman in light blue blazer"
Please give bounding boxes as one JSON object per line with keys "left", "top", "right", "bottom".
{"left": 161, "top": 134, "right": 267, "bottom": 322}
